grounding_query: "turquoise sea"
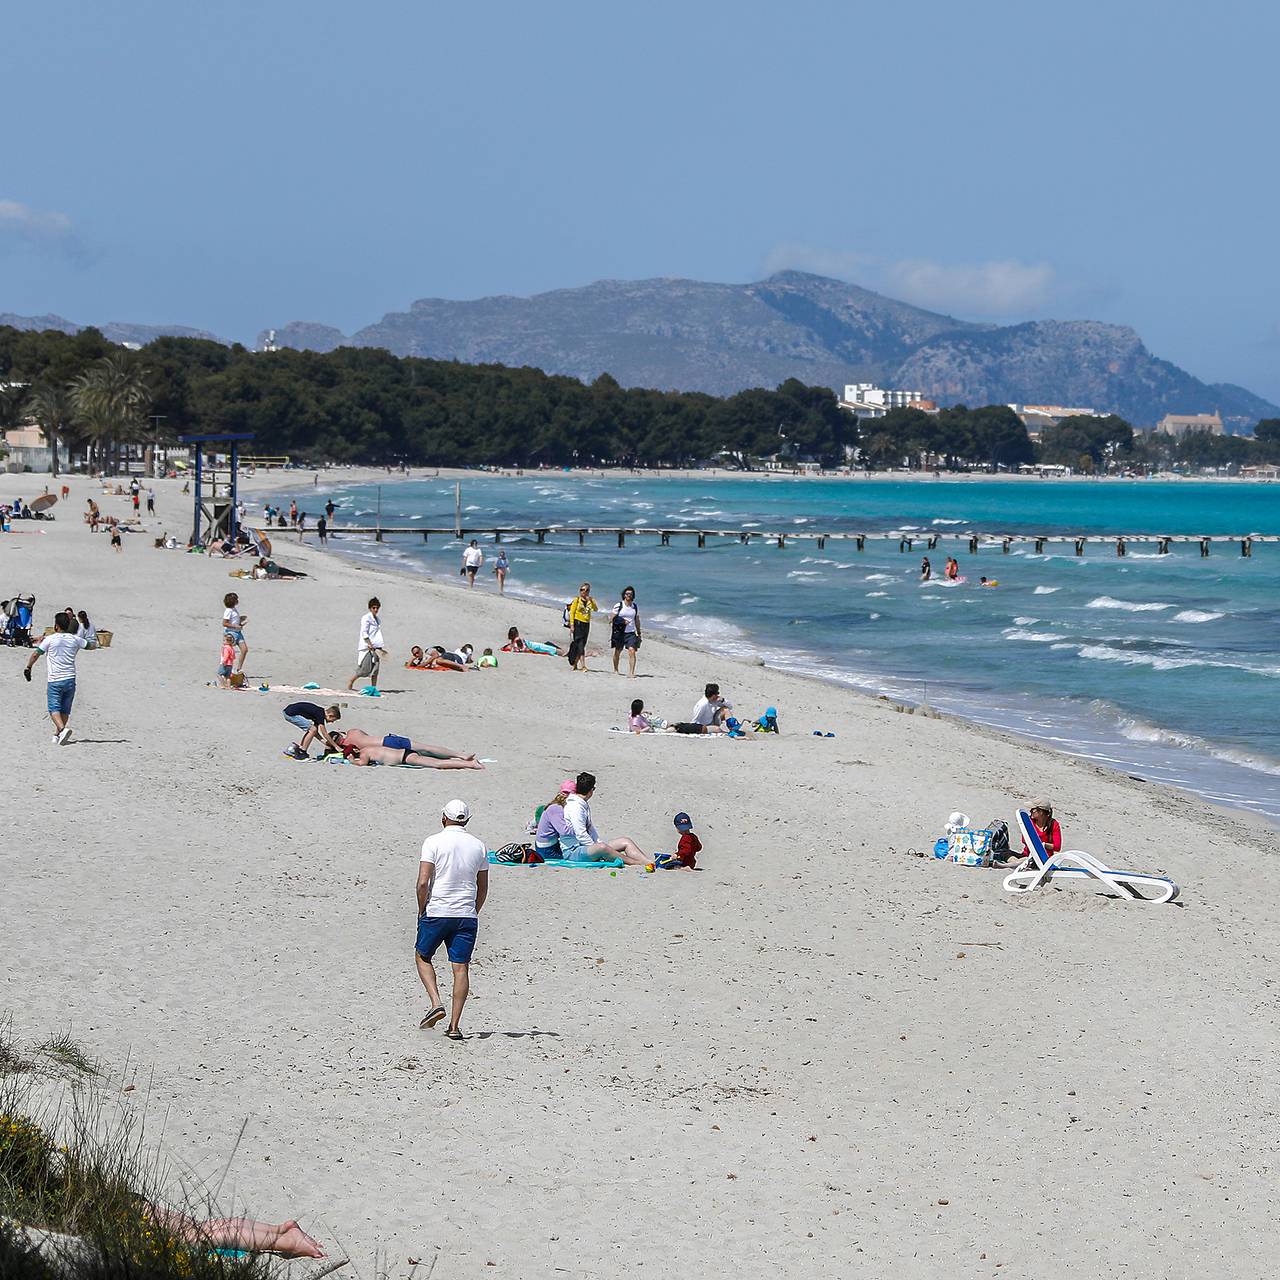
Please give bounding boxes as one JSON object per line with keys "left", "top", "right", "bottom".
{"left": 281, "top": 475, "right": 1280, "bottom": 827}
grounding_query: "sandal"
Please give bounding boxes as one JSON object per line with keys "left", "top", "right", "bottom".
{"left": 419, "top": 1006, "right": 446, "bottom": 1029}
{"left": 444, "top": 1027, "right": 464, "bottom": 1041}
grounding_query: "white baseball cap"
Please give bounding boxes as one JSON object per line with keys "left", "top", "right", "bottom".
{"left": 443, "top": 799, "right": 471, "bottom": 822}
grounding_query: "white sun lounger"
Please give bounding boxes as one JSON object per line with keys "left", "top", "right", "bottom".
{"left": 1003, "top": 810, "right": 1180, "bottom": 903}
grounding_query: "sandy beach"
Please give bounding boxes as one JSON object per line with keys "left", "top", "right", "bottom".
{"left": 3, "top": 473, "right": 1278, "bottom": 1279}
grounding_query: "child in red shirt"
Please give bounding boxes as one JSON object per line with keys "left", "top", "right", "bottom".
{"left": 656, "top": 812, "right": 701, "bottom": 870}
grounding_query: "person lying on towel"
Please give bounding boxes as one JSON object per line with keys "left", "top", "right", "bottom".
{"left": 336, "top": 727, "right": 484, "bottom": 769}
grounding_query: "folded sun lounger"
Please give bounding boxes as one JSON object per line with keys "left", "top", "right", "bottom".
{"left": 1003, "top": 810, "right": 1180, "bottom": 903}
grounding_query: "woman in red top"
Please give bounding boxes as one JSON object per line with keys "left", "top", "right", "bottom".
{"left": 1022, "top": 801, "right": 1062, "bottom": 859}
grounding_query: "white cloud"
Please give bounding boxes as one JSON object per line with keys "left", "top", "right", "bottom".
{"left": 885, "top": 258, "right": 1056, "bottom": 317}
{"left": 0, "top": 199, "right": 86, "bottom": 260}
{"left": 761, "top": 241, "right": 1056, "bottom": 318}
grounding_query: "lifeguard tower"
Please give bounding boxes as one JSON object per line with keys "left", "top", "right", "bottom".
{"left": 179, "top": 432, "right": 255, "bottom": 546}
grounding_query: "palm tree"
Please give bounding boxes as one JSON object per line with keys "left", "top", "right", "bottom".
{"left": 69, "top": 354, "right": 153, "bottom": 475}
{"left": 22, "top": 383, "right": 73, "bottom": 478}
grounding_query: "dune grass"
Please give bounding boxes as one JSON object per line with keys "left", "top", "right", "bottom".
{"left": 0, "top": 1025, "right": 284, "bottom": 1280}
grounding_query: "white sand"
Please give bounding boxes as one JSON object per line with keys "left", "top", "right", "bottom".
{"left": 3, "top": 474, "right": 1277, "bottom": 1278}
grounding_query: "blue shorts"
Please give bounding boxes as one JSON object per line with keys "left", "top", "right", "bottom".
{"left": 416, "top": 915, "right": 478, "bottom": 964}
{"left": 224, "top": 629, "right": 244, "bottom": 645}
{"left": 284, "top": 712, "right": 314, "bottom": 732}
{"left": 47, "top": 679, "right": 75, "bottom": 716}
{"left": 383, "top": 734, "right": 412, "bottom": 752}
{"left": 218, "top": 664, "right": 233, "bottom": 678}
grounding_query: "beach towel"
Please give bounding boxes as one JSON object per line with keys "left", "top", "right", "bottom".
{"left": 242, "top": 684, "right": 393, "bottom": 697}
{"left": 486, "top": 852, "right": 625, "bottom": 868}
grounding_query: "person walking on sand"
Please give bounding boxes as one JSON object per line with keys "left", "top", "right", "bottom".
{"left": 317, "top": 512, "right": 327, "bottom": 545}
{"left": 493, "top": 547, "right": 509, "bottom": 594}
{"left": 416, "top": 799, "right": 489, "bottom": 1040}
{"left": 348, "top": 597, "right": 386, "bottom": 690}
{"left": 609, "top": 585, "right": 642, "bottom": 677}
{"left": 566, "top": 582, "right": 598, "bottom": 671}
{"left": 462, "top": 539, "right": 483, "bottom": 587}
{"left": 146, "top": 488, "right": 155, "bottom": 515}
{"left": 24, "top": 610, "right": 87, "bottom": 745}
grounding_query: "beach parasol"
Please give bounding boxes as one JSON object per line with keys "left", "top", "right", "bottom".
{"left": 253, "top": 528, "right": 273, "bottom": 555}
{"left": 30, "top": 494, "right": 58, "bottom": 512}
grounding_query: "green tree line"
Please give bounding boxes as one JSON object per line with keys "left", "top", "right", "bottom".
{"left": 2, "top": 324, "right": 1278, "bottom": 471}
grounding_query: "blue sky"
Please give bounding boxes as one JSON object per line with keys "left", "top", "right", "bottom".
{"left": 3, "top": 0, "right": 1278, "bottom": 401}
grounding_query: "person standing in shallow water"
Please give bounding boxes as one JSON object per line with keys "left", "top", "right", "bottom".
{"left": 920, "top": 557, "right": 932, "bottom": 582}
{"left": 462, "top": 539, "right": 483, "bottom": 588}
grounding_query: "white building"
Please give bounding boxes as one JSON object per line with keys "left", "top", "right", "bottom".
{"left": 839, "top": 383, "right": 933, "bottom": 420}
{"left": 1157, "top": 412, "right": 1223, "bottom": 437}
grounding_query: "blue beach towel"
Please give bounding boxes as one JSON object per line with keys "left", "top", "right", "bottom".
{"left": 486, "top": 852, "right": 624, "bottom": 869}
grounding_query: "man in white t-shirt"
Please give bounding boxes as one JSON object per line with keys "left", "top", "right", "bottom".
{"left": 347, "top": 597, "right": 386, "bottom": 690}
{"left": 689, "top": 683, "right": 732, "bottom": 733}
{"left": 415, "top": 799, "right": 489, "bottom": 1040}
{"left": 462, "top": 539, "right": 483, "bottom": 589}
{"left": 24, "top": 610, "right": 88, "bottom": 745}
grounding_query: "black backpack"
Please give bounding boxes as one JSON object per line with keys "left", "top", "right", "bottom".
{"left": 988, "top": 819, "right": 1010, "bottom": 857}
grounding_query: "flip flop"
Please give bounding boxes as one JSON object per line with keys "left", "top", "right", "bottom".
{"left": 419, "top": 1006, "right": 446, "bottom": 1029}
{"left": 444, "top": 1027, "right": 464, "bottom": 1041}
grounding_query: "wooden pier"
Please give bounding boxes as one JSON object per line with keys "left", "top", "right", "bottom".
{"left": 301, "top": 525, "right": 1275, "bottom": 556}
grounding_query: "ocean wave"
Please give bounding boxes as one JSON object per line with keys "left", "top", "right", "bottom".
{"left": 931, "top": 518, "right": 965, "bottom": 525}
{"left": 1013, "top": 616, "right": 1037, "bottom": 626}
{"left": 866, "top": 591, "right": 889, "bottom": 598}
{"left": 1033, "top": 586, "right": 1059, "bottom": 595}
{"left": 648, "top": 612, "right": 750, "bottom": 650}
{"left": 865, "top": 573, "right": 896, "bottom": 583}
{"left": 1172, "top": 609, "right": 1225, "bottom": 623}
{"left": 1076, "top": 644, "right": 1201, "bottom": 671}
{"left": 1086, "top": 596, "right": 1173, "bottom": 612}
{"left": 1004, "top": 629, "right": 1067, "bottom": 643}
{"left": 787, "top": 570, "right": 824, "bottom": 579}
{"left": 869, "top": 612, "right": 881, "bottom": 620}
{"left": 678, "top": 594, "right": 699, "bottom": 605}
{"left": 1116, "top": 716, "right": 1280, "bottom": 778}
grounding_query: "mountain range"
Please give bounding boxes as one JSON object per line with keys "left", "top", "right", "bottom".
{"left": 5, "top": 272, "right": 1276, "bottom": 428}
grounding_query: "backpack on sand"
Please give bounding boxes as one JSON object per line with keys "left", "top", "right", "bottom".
{"left": 492, "top": 841, "right": 543, "bottom": 865}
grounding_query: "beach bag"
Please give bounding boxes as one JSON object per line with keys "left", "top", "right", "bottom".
{"left": 987, "top": 819, "right": 1010, "bottom": 859}
{"left": 945, "top": 827, "right": 994, "bottom": 867}
{"left": 492, "top": 841, "right": 542, "bottom": 865}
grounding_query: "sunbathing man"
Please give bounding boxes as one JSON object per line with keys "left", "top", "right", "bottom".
{"left": 337, "top": 727, "right": 484, "bottom": 769}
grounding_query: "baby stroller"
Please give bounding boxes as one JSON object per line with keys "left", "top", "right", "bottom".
{"left": 1, "top": 594, "right": 35, "bottom": 647}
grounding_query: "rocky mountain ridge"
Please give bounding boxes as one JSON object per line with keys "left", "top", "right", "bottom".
{"left": 260, "top": 272, "right": 1276, "bottom": 428}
